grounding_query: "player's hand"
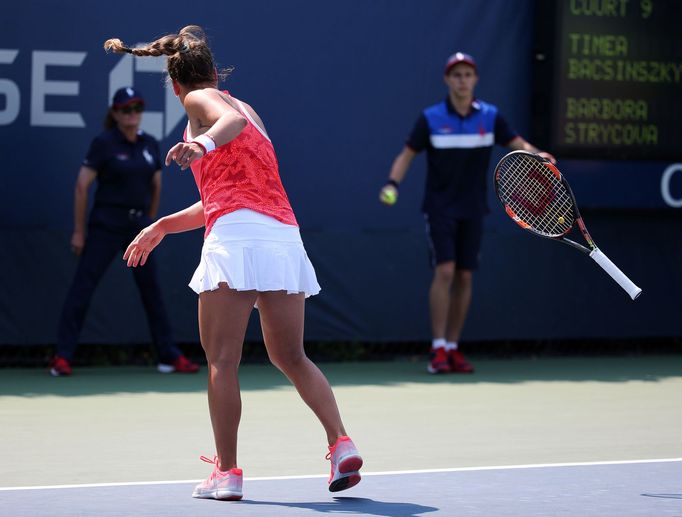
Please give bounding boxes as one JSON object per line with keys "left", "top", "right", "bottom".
{"left": 537, "top": 151, "right": 557, "bottom": 164}
{"left": 123, "top": 222, "right": 166, "bottom": 267}
{"left": 165, "top": 142, "right": 204, "bottom": 170}
{"left": 379, "top": 184, "right": 399, "bottom": 206}
{"left": 70, "top": 231, "right": 85, "bottom": 256}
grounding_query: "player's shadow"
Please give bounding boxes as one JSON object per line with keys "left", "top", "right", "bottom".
{"left": 241, "top": 496, "right": 438, "bottom": 516}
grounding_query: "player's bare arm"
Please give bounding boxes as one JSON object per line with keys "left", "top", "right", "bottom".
{"left": 124, "top": 201, "right": 205, "bottom": 268}
{"left": 235, "top": 99, "right": 269, "bottom": 137}
{"left": 165, "top": 90, "right": 247, "bottom": 169}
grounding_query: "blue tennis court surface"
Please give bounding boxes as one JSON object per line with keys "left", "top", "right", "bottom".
{"left": 2, "top": 459, "right": 680, "bottom": 516}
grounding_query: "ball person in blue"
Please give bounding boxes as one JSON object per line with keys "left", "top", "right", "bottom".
{"left": 380, "top": 53, "right": 554, "bottom": 374}
{"left": 50, "top": 87, "right": 199, "bottom": 376}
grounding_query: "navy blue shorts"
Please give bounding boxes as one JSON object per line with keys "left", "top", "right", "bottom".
{"left": 424, "top": 214, "right": 484, "bottom": 270}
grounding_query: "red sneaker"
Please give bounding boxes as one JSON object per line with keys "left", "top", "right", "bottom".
{"left": 49, "top": 356, "right": 72, "bottom": 377}
{"left": 427, "top": 347, "right": 451, "bottom": 374}
{"left": 157, "top": 355, "right": 200, "bottom": 374}
{"left": 448, "top": 349, "right": 474, "bottom": 373}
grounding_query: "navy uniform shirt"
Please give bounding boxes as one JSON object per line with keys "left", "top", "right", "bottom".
{"left": 406, "top": 97, "right": 517, "bottom": 218}
{"left": 83, "top": 127, "right": 162, "bottom": 211}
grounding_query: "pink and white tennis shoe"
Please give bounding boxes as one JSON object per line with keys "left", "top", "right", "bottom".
{"left": 192, "top": 456, "right": 243, "bottom": 501}
{"left": 326, "top": 436, "right": 363, "bottom": 492}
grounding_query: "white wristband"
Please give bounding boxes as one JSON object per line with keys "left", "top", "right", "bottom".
{"left": 192, "top": 134, "right": 216, "bottom": 155}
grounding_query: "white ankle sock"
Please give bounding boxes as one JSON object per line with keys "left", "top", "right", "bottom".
{"left": 432, "top": 338, "right": 446, "bottom": 349}
{"left": 445, "top": 341, "right": 458, "bottom": 351}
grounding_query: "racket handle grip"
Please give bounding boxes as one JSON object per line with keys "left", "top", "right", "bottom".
{"left": 589, "top": 248, "right": 642, "bottom": 300}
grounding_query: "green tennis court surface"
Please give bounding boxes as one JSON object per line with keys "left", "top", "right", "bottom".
{"left": 1, "top": 355, "right": 681, "bottom": 515}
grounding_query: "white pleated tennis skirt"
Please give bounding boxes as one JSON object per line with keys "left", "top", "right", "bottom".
{"left": 188, "top": 209, "right": 321, "bottom": 297}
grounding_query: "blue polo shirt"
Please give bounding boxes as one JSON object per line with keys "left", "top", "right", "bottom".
{"left": 83, "top": 127, "right": 162, "bottom": 210}
{"left": 406, "top": 97, "right": 517, "bottom": 217}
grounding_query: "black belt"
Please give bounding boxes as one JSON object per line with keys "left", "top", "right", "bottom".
{"left": 127, "top": 208, "right": 144, "bottom": 220}
{"left": 93, "top": 205, "right": 146, "bottom": 220}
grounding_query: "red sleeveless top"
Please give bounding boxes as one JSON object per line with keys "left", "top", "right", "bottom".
{"left": 185, "top": 93, "right": 297, "bottom": 237}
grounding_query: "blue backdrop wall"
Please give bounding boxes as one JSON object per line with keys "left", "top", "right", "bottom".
{"left": 1, "top": 0, "right": 680, "bottom": 346}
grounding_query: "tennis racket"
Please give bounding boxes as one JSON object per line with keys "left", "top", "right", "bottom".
{"left": 494, "top": 150, "right": 642, "bottom": 300}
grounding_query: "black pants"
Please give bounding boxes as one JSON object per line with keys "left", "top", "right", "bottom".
{"left": 56, "top": 208, "right": 180, "bottom": 363}
{"left": 424, "top": 213, "right": 484, "bottom": 269}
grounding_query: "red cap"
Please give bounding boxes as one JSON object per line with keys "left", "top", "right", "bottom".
{"left": 444, "top": 52, "right": 477, "bottom": 74}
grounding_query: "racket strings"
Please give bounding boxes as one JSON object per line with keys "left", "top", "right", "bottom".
{"left": 500, "top": 158, "right": 573, "bottom": 235}
{"left": 500, "top": 158, "right": 572, "bottom": 233}
{"left": 496, "top": 155, "right": 574, "bottom": 236}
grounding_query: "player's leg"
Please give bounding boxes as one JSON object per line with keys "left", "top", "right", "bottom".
{"left": 425, "top": 213, "right": 456, "bottom": 373}
{"left": 444, "top": 218, "right": 483, "bottom": 373}
{"left": 257, "top": 290, "right": 362, "bottom": 491}
{"left": 444, "top": 268, "right": 473, "bottom": 344}
{"left": 429, "top": 262, "right": 455, "bottom": 340}
{"left": 257, "top": 290, "right": 346, "bottom": 442}
{"left": 444, "top": 268, "right": 475, "bottom": 373}
{"left": 198, "top": 284, "right": 257, "bottom": 471}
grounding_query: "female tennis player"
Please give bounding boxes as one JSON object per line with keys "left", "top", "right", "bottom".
{"left": 104, "top": 25, "right": 362, "bottom": 500}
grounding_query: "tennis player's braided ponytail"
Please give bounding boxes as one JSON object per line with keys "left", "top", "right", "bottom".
{"left": 104, "top": 26, "right": 231, "bottom": 86}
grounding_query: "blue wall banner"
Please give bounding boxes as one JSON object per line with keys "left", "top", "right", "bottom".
{"left": 1, "top": 1, "right": 680, "bottom": 347}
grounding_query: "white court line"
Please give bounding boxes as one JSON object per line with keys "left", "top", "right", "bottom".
{"left": 1, "top": 457, "right": 680, "bottom": 492}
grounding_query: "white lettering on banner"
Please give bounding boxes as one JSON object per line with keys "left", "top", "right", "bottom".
{"left": 0, "top": 48, "right": 183, "bottom": 136}
{"left": 31, "top": 51, "right": 86, "bottom": 127}
{"left": 108, "top": 51, "right": 184, "bottom": 140}
{"left": 661, "top": 163, "right": 682, "bottom": 208}
{"left": 0, "top": 50, "right": 20, "bottom": 125}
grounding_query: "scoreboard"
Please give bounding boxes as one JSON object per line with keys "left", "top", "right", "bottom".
{"left": 533, "top": 0, "right": 682, "bottom": 161}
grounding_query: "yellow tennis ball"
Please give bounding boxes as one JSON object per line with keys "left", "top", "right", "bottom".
{"left": 558, "top": 216, "right": 565, "bottom": 224}
{"left": 381, "top": 189, "right": 397, "bottom": 205}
